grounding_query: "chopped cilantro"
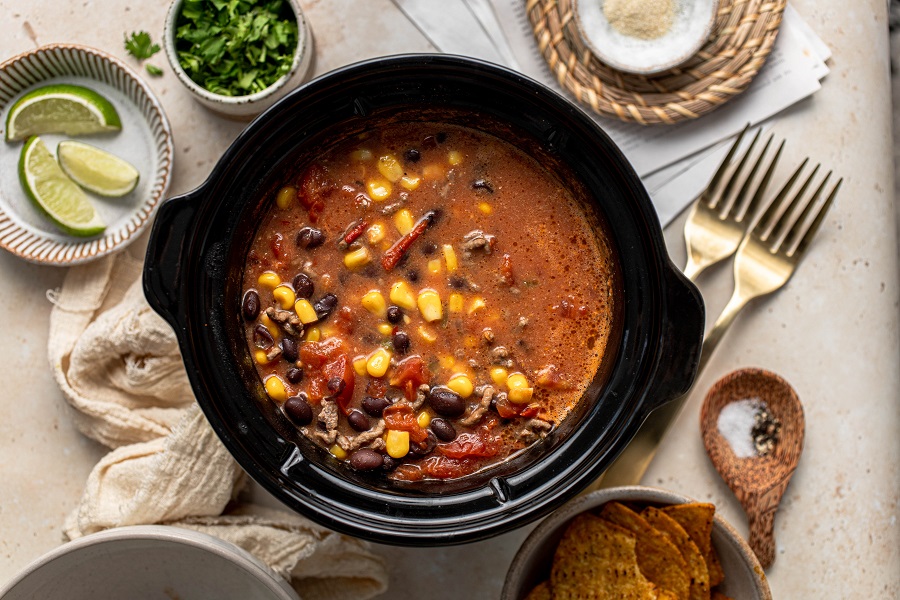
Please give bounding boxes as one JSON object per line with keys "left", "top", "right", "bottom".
{"left": 146, "top": 64, "right": 164, "bottom": 77}
{"left": 124, "top": 31, "right": 161, "bottom": 60}
{"left": 174, "top": 0, "right": 298, "bottom": 97}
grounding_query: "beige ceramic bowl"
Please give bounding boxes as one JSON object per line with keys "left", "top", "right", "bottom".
{"left": 575, "top": 0, "right": 719, "bottom": 74}
{"left": 502, "top": 486, "right": 771, "bottom": 600}
{"left": 0, "top": 525, "right": 298, "bottom": 600}
{"left": 164, "top": 0, "right": 314, "bottom": 120}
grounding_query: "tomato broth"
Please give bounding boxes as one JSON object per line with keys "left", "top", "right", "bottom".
{"left": 241, "top": 121, "right": 617, "bottom": 483}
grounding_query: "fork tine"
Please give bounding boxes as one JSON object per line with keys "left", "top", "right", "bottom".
{"left": 769, "top": 164, "right": 821, "bottom": 243}
{"left": 791, "top": 178, "right": 842, "bottom": 257}
{"left": 701, "top": 124, "right": 751, "bottom": 206}
{"left": 730, "top": 134, "right": 776, "bottom": 220}
{"left": 754, "top": 158, "right": 810, "bottom": 235}
{"left": 715, "top": 128, "right": 762, "bottom": 209}
{"left": 783, "top": 171, "right": 832, "bottom": 251}
{"left": 740, "top": 139, "right": 784, "bottom": 222}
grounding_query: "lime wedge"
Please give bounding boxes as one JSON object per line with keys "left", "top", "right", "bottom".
{"left": 5, "top": 84, "right": 122, "bottom": 142}
{"left": 57, "top": 140, "right": 140, "bottom": 197}
{"left": 18, "top": 136, "right": 106, "bottom": 237}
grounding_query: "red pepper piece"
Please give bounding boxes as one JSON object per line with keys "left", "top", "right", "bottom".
{"left": 381, "top": 211, "right": 437, "bottom": 271}
{"left": 339, "top": 219, "right": 368, "bottom": 249}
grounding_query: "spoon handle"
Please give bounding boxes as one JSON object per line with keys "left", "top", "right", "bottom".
{"left": 746, "top": 503, "right": 777, "bottom": 569}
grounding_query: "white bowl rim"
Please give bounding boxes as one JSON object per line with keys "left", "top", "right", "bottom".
{"left": 163, "top": 0, "right": 311, "bottom": 106}
{"left": 0, "top": 524, "right": 298, "bottom": 600}
{"left": 501, "top": 485, "right": 772, "bottom": 600}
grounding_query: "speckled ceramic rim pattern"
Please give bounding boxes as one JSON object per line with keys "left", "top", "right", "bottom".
{"left": 0, "top": 525, "right": 299, "bottom": 600}
{"left": 0, "top": 44, "right": 173, "bottom": 266}
{"left": 501, "top": 486, "right": 772, "bottom": 600}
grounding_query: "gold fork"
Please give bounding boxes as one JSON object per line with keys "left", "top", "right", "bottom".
{"left": 683, "top": 127, "right": 784, "bottom": 282}
{"left": 598, "top": 162, "right": 842, "bottom": 488}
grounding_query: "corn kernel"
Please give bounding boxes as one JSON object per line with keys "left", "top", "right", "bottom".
{"left": 468, "top": 297, "right": 486, "bottom": 314}
{"left": 257, "top": 271, "right": 281, "bottom": 289}
{"left": 448, "top": 293, "right": 464, "bottom": 313}
{"left": 478, "top": 202, "right": 493, "bottom": 215}
{"left": 275, "top": 185, "right": 296, "bottom": 209}
{"left": 366, "top": 347, "right": 392, "bottom": 378}
{"left": 390, "top": 281, "right": 417, "bottom": 310}
{"left": 447, "top": 374, "right": 474, "bottom": 399}
{"left": 448, "top": 150, "right": 462, "bottom": 166}
{"left": 264, "top": 376, "right": 287, "bottom": 402}
{"left": 490, "top": 367, "right": 509, "bottom": 387}
{"left": 377, "top": 323, "right": 393, "bottom": 336}
{"left": 294, "top": 299, "right": 319, "bottom": 324}
{"left": 507, "top": 372, "right": 530, "bottom": 390}
{"left": 442, "top": 244, "right": 458, "bottom": 272}
{"left": 361, "top": 290, "right": 387, "bottom": 317}
{"left": 400, "top": 175, "right": 421, "bottom": 191}
{"left": 403, "top": 315, "right": 411, "bottom": 324}
{"left": 385, "top": 430, "right": 410, "bottom": 458}
{"left": 254, "top": 349, "right": 269, "bottom": 365}
{"left": 353, "top": 356, "right": 368, "bottom": 376}
{"left": 344, "top": 246, "right": 371, "bottom": 269}
{"left": 416, "top": 411, "right": 432, "bottom": 428}
{"left": 508, "top": 387, "right": 534, "bottom": 404}
{"left": 272, "top": 285, "right": 296, "bottom": 309}
{"left": 329, "top": 444, "right": 348, "bottom": 460}
{"left": 377, "top": 154, "right": 404, "bottom": 182}
{"left": 418, "top": 325, "right": 437, "bottom": 342}
{"left": 438, "top": 355, "right": 456, "bottom": 370}
{"left": 394, "top": 208, "right": 414, "bottom": 235}
{"left": 304, "top": 327, "right": 321, "bottom": 342}
{"left": 367, "top": 178, "right": 392, "bottom": 201}
{"left": 350, "top": 148, "right": 373, "bottom": 161}
{"left": 417, "top": 289, "right": 443, "bottom": 322}
{"left": 366, "top": 222, "right": 386, "bottom": 244}
{"left": 422, "top": 163, "right": 445, "bottom": 180}
{"left": 427, "top": 259, "right": 441, "bottom": 275}
{"left": 259, "top": 313, "right": 280, "bottom": 340}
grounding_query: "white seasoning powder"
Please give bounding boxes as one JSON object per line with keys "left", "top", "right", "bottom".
{"left": 717, "top": 398, "right": 764, "bottom": 458}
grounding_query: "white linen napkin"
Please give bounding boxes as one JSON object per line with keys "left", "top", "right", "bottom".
{"left": 47, "top": 249, "right": 388, "bottom": 600}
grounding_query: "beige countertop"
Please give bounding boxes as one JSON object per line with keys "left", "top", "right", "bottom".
{"left": 0, "top": 0, "right": 897, "bottom": 597}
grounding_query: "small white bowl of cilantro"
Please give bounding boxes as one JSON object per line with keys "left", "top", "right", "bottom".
{"left": 164, "top": 0, "right": 313, "bottom": 120}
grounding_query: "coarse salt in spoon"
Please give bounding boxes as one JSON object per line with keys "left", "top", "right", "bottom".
{"left": 700, "top": 368, "right": 805, "bottom": 569}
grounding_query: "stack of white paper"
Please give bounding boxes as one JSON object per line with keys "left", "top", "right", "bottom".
{"left": 391, "top": 0, "right": 831, "bottom": 225}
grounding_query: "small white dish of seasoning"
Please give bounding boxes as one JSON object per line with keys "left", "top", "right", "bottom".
{"left": 574, "top": 0, "right": 719, "bottom": 75}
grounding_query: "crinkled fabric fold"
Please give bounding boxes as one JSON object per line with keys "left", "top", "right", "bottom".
{"left": 49, "top": 251, "right": 388, "bottom": 600}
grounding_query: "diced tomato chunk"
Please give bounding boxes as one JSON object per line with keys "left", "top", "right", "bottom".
{"left": 383, "top": 403, "right": 428, "bottom": 443}
{"left": 300, "top": 338, "right": 354, "bottom": 411}
{"left": 494, "top": 394, "right": 521, "bottom": 419}
{"left": 420, "top": 455, "right": 479, "bottom": 479}
{"left": 437, "top": 429, "right": 501, "bottom": 459}
{"left": 300, "top": 337, "right": 345, "bottom": 367}
{"left": 389, "top": 356, "right": 431, "bottom": 401}
{"left": 390, "top": 464, "right": 425, "bottom": 481}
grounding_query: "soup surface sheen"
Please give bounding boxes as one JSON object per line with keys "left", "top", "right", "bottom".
{"left": 241, "top": 121, "right": 616, "bottom": 483}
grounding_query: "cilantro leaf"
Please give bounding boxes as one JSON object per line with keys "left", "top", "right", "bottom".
{"left": 124, "top": 31, "right": 161, "bottom": 60}
{"left": 146, "top": 64, "right": 164, "bottom": 77}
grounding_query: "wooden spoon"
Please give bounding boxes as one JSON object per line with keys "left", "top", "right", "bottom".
{"left": 700, "top": 368, "right": 805, "bottom": 569}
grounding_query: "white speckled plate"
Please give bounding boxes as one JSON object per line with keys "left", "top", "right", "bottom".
{"left": 0, "top": 44, "right": 173, "bottom": 265}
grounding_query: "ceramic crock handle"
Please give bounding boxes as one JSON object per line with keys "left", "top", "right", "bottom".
{"left": 142, "top": 191, "right": 199, "bottom": 328}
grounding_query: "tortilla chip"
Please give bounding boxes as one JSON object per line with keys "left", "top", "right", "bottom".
{"left": 642, "top": 507, "right": 711, "bottom": 600}
{"left": 660, "top": 503, "right": 725, "bottom": 587}
{"left": 523, "top": 581, "right": 552, "bottom": 600}
{"left": 598, "top": 502, "right": 691, "bottom": 600}
{"left": 550, "top": 513, "right": 661, "bottom": 599}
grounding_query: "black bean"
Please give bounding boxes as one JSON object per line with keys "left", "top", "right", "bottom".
{"left": 242, "top": 290, "right": 260, "bottom": 321}
{"left": 296, "top": 226, "right": 325, "bottom": 249}
{"left": 392, "top": 331, "right": 410, "bottom": 354}
{"left": 292, "top": 273, "right": 314, "bottom": 299}
{"left": 347, "top": 409, "right": 370, "bottom": 432}
{"left": 428, "top": 387, "right": 466, "bottom": 418}
{"left": 386, "top": 305, "right": 403, "bottom": 324}
{"left": 327, "top": 377, "right": 345, "bottom": 396}
{"left": 403, "top": 148, "right": 421, "bottom": 163}
{"left": 284, "top": 395, "right": 313, "bottom": 426}
{"left": 406, "top": 270, "right": 420, "bottom": 283}
{"left": 313, "top": 293, "right": 338, "bottom": 320}
{"left": 448, "top": 276, "right": 466, "bottom": 289}
{"left": 362, "top": 395, "right": 390, "bottom": 417}
{"left": 285, "top": 367, "right": 304, "bottom": 384}
{"left": 350, "top": 448, "right": 384, "bottom": 471}
{"left": 472, "top": 179, "right": 494, "bottom": 193}
{"left": 381, "top": 455, "right": 399, "bottom": 471}
{"left": 281, "top": 337, "right": 299, "bottom": 362}
{"left": 253, "top": 324, "right": 274, "bottom": 349}
{"left": 410, "top": 431, "right": 437, "bottom": 456}
{"left": 422, "top": 135, "right": 437, "bottom": 149}
{"left": 436, "top": 132, "right": 447, "bottom": 143}
{"left": 421, "top": 241, "right": 437, "bottom": 255}
{"left": 430, "top": 418, "right": 457, "bottom": 442}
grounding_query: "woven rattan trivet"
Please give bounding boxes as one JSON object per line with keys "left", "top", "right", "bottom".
{"left": 526, "top": 0, "right": 787, "bottom": 125}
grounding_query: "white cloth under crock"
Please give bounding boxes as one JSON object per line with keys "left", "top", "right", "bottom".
{"left": 47, "top": 249, "right": 388, "bottom": 600}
